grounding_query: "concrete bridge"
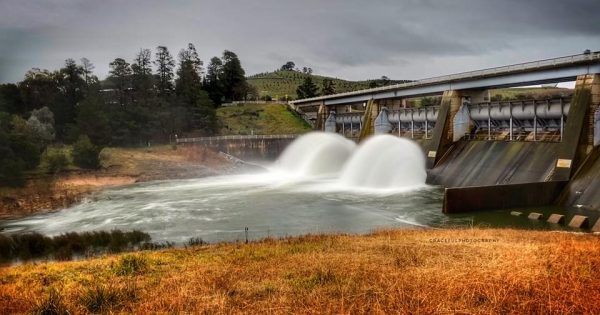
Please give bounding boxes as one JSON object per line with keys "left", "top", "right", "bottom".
{"left": 291, "top": 51, "right": 600, "bottom": 225}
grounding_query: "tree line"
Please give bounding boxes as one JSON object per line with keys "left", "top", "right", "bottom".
{"left": 0, "top": 44, "right": 250, "bottom": 185}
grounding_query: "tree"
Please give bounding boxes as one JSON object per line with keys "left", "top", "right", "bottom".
{"left": 280, "top": 61, "right": 295, "bottom": 71}
{"left": 72, "top": 135, "right": 101, "bottom": 169}
{"left": 221, "top": 50, "right": 247, "bottom": 101}
{"left": 204, "top": 56, "right": 224, "bottom": 106}
{"left": 80, "top": 58, "right": 95, "bottom": 85}
{"left": 27, "top": 107, "right": 55, "bottom": 143}
{"left": 296, "top": 76, "right": 318, "bottom": 99}
{"left": 76, "top": 92, "right": 111, "bottom": 145}
{"left": 0, "top": 84, "right": 23, "bottom": 114}
{"left": 369, "top": 75, "right": 392, "bottom": 88}
{"left": 175, "top": 44, "right": 216, "bottom": 133}
{"left": 108, "top": 58, "right": 132, "bottom": 106}
{"left": 154, "top": 46, "right": 175, "bottom": 97}
{"left": 321, "top": 79, "right": 336, "bottom": 96}
{"left": 175, "top": 43, "right": 204, "bottom": 106}
{"left": 131, "top": 48, "right": 154, "bottom": 99}
{"left": 55, "top": 59, "right": 86, "bottom": 135}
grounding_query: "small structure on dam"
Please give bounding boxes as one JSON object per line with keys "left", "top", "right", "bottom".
{"left": 290, "top": 51, "right": 600, "bottom": 221}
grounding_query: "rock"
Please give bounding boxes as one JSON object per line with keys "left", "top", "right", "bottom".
{"left": 510, "top": 211, "right": 522, "bottom": 216}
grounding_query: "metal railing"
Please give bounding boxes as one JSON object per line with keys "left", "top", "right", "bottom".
{"left": 290, "top": 51, "right": 600, "bottom": 104}
{"left": 176, "top": 134, "right": 299, "bottom": 143}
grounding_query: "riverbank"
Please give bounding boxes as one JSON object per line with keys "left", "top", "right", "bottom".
{"left": 1, "top": 228, "right": 598, "bottom": 314}
{"left": 0, "top": 145, "right": 254, "bottom": 219}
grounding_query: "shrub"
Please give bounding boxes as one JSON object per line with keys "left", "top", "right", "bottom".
{"left": 42, "top": 149, "right": 69, "bottom": 174}
{"left": 79, "top": 282, "right": 137, "bottom": 313}
{"left": 32, "top": 288, "right": 69, "bottom": 315}
{"left": 72, "top": 135, "right": 100, "bottom": 169}
{"left": 80, "top": 285, "right": 121, "bottom": 313}
{"left": 114, "top": 254, "right": 148, "bottom": 276}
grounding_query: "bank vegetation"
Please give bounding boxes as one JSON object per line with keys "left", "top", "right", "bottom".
{"left": 1, "top": 228, "right": 598, "bottom": 314}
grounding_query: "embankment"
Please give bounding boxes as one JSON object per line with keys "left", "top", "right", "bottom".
{"left": 0, "top": 145, "right": 254, "bottom": 219}
{"left": 1, "top": 228, "right": 598, "bottom": 314}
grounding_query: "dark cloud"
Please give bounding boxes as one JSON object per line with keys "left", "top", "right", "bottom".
{"left": 1, "top": 0, "right": 599, "bottom": 83}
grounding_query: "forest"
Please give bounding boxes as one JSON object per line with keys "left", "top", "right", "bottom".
{"left": 0, "top": 44, "right": 250, "bottom": 185}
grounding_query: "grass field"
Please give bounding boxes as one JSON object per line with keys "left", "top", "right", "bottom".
{"left": 216, "top": 103, "right": 312, "bottom": 135}
{"left": 1, "top": 228, "right": 599, "bottom": 314}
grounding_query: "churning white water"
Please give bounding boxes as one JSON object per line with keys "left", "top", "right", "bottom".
{"left": 275, "top": 132, "right": 356, "bottom": 176}
{"left": 275, "top": 132, "right": 426, "bottom": 190}
{"left": 339, "top": 135, "right": 427, "bottom": 189}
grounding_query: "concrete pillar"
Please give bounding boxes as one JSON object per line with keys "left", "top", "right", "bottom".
{"left": 358, "top": 99, "right": 378, "bottom": 142}
{"left": 316, "top": 101, "right": 327, "bottom": 131}
{"left": 441, "top": 91, "right": 464, "bottom": 143}
{"left": 551, "top": 74, "right": 598, "bottom": 181}
{"left": 582, "top": 74, "right": 600, "bottom": 147}
{"left": 425, "top": 91, "right": 463, "bottom": 168}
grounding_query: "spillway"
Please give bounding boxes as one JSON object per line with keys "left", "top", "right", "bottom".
{"left": 275, "top": 132, "right": 356, "bottom": 176}
{"left": 339, "top": 135, "right": 427, "bottom": 189}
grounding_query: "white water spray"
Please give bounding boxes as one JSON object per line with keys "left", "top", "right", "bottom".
{"left": 339, "top": 135, "right": 427, "bottom": 189}
{"left": 275, "top": 132, "right": 356, "bottom": 176}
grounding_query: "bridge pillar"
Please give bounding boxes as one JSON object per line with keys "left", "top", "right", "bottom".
{"left": 316, "top": 101, "right": 328, "bottom": 131}
{"left": 426, "top": 90, "right": 464, "bottom": 168}
{"left": 550, "top": 73, "right": 599, "bottom": 181}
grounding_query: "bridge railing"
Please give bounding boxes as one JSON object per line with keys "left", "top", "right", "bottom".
{"left": 176, "top": 134, "right": 299, "bottom": 143}
{"left": 290, "top": 51, "right": 600, "bottom": 104}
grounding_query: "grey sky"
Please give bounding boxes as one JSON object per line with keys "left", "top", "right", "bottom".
{"left": 1, "top": 0, "right": 599, "bottom": 83}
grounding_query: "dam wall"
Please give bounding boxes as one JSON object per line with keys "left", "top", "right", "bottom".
{"left": 427, "top": 140, "right": 559, "bottom": 187}
{"left": 559, "top": 147, "right": 600, "bottom": 210}
{"left": 177, "top": 135, "right": 297, "bottom": 161}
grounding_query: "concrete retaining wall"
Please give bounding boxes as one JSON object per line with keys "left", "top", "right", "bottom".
{"left": 178, "top": 135, "right": 297, "bottom": 161}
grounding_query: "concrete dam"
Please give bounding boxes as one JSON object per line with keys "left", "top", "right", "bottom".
{"left": 291, "top": 51, "right": 600, "bottom": 230}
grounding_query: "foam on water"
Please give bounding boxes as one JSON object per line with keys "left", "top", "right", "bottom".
{"left": 275, "top": 132, "right": 356, "bottom": 177}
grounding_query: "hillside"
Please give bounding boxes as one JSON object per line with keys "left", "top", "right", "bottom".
{"left": 216, "top": 103, "right": 312, "bottom": 135}
{"left": 247, "top": 70, "right": 409, "bottom": 100}
{"left": 2, "top": 228, "right": 599, "bottom": 314}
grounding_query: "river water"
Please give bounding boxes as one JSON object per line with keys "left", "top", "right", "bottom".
{"left": 0, "top": 133, "right": 567, "bottom": 243}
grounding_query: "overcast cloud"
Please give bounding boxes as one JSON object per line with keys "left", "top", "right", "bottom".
{"left": 1, "top": 0, "right": 599, "bottom": 83}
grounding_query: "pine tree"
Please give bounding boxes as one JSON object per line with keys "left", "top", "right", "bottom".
{"left": 175, "top": 44, "right": 216, "bottom": 133}
{"left": 131, "top": 48, "right": 154, "bottom": 97}
{"left": 296, "top": 75, "right": 318, "bottom": 99}
{"left": 321, "top": 79, "right": 336, "bottom": 96}
{"left": 108, "top": 58, "right": 132, "bottom": 107}
{"left": 221, "top": 50, "right": 247, "bottom": 102}
{"left": 204, "top": 56, "right": 224, "bottom": 106}
{"left": 154, "top": 46, "right": 175, "bottom": 97}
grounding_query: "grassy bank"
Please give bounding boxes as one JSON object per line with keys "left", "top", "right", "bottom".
{"left": 1, "top": 228, "right": 599, "bottom": 314}
{"left": 216, "top": 103, "right": 311, "bottom": 135}
{"left": 0, "top": 145, "right": 236, "bottom": 218}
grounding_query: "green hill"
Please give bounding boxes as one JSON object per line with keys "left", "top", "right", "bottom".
{"left": 247, "top": 70, "right": 409, "bottom": 100}
{"left": 216, "top": 103, "right": 312, "bottom": 135}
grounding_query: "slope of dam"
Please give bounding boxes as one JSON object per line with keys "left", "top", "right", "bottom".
{"left": 427, "top": 140, "right": 559, "bottom": 187}
{"left": 560, "top": 147, "right": 600, "bottom": 209}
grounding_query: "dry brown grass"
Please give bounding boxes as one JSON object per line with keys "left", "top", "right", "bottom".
{"left": 1, "top": 228, "right": 599, "bottom": 314}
